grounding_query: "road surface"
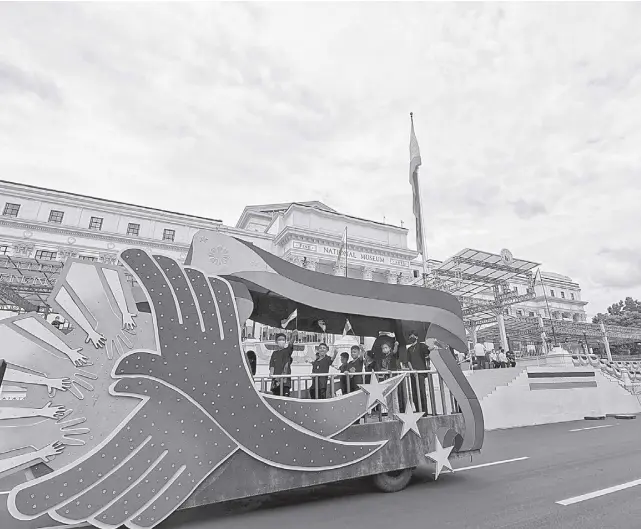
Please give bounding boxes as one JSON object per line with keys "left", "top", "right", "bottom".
{"left": 160, "top": 416, "right": 641, "bottom": 529}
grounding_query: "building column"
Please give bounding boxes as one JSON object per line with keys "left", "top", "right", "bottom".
{"left": 362, "top": 266, "right": 374, "bottom": 281}
{"left": 303, "top": 257, "right": 319, "bottom": 272}
{"left": 496, "top": 312, "right": 509, "bottom": 350}
{"left": 469, "top": 324, "right": 478, "bottom": 345}
{"left": 385, "top": 270, "right": 397, "bottom": 285}
{"left": 538, "top": 315, "right": 549, "bottom": 355}
{"left": 599, "top": 321, "right": 613, "bottom": 362}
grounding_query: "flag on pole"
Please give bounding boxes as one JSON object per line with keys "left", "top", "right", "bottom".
{"left": 342, "top": 318, "right": 353, "bottom": 337}
{"left": 409, "top": 113, "right": 424, "bottom": 255}
{"left": 335, "top": 227, "right": 347, "bottom": 266}
{"left": 281, "top": 308, "right": 298, "bottom": 329}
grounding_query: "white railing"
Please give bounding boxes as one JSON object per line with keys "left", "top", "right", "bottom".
{"left": 254, "top": 369, "right": 459, "bottom": 418}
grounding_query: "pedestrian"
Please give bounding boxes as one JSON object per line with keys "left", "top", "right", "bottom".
{"left": 498, "top": 348, "right": 507, "bottom": 368}
{"left": 473, "top": 342, "right": 485, "bottom": 369}
{"left": 506, "top": 349, "right": 516, "bottom": 367}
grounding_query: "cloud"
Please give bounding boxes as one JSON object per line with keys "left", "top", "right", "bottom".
{"left": 510, "top": 199, "right": 547, "bottom": 219}
{"left": 0, "top": 61, "right": 62, "bottom": 104}
{"left": 1, "top": 2, "right": 641, "bottom": 316}
{"left": 591, "top": 248, "right": 641, "bottom": 290}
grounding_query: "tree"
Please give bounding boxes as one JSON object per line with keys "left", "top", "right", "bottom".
{"left": 592, "top": 297, "right": 641, "bottom": 355}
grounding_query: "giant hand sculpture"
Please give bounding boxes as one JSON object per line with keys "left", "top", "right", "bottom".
{"left": 8, "top": 250, "right": 385, "bottom": 529}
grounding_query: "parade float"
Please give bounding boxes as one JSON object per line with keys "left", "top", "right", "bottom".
{"left": 0, "top": 230, "right": 483, "bottom": 529}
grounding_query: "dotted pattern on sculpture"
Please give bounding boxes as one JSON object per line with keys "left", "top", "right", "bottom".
{"left": 12, "top": 378, "right": 236, "bottom": 529}
{"left": 113, "top": 250, "right": 383, "bottom": 470}
{"left": 265, "top": 393, "right": 368, "bottom": 437}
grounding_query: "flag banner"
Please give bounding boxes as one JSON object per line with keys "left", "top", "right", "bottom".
{"left": 409, "top": 118, "right": 424, "bottom": 255}
{"left": 335, "top": 228, "right": 347, "bottom": 266}
{"left": 281, "top": 308, "right": 298, "bottom": 329}
{"left": 317, "top": 319, "right": 327, "bottom": 332}
{"left": 342, "top": 318, "right": 353, "bottom": 336}
{"left": 527, "top": 368, "right": 597, "bottom": 390}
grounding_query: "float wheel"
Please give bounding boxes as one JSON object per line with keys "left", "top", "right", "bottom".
{"left": 372, "top": 468, "right": 414, "bottom": 493}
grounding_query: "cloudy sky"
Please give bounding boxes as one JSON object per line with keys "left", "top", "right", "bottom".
{"left": 1, "top": 2, "right": 641, "bottom": 316}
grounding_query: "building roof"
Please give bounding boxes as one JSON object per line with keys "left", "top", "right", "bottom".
{"left": 237, "top": 200, "right": 407, "bottom": 232}
{"left": 0, "top": 180, "right": 223, "bottom": 224}
{"left": 244, "top": 201, "right": 338, "bottom": 215}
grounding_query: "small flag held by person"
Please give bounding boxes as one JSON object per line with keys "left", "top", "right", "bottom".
{"left": 342, "top": 318, "right": 353, "bottom": 336}
{"left": 281, "top": 308, "right": 298, "bottom": 329}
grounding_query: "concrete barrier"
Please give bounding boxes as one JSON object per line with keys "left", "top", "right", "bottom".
{"left": 467, "top": 361, "right": 641, "bottom": 430}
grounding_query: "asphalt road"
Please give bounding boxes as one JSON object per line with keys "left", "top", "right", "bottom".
{"left": 159, "top": 417, "right": 641, "bottom": 529}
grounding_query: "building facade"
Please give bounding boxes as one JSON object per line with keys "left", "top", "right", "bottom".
{"left": 0, "top": 180, "right": 588, "bottom": 344}
{"left": 506, "top": 272, "right": 588, "bottom": 323}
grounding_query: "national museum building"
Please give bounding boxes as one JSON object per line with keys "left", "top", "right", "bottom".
{"left": 0, "top": 180, "right": 589, "bottom": 351}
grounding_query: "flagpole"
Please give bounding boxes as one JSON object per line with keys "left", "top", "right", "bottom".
{"left": 410, "top": 112, "right": 429, "bottom": 287}
{"left": 536, "top": 269, "right": 557, "bottom": 347}
{"left": 344, "top": 227, "right": 348, "bottom": 278}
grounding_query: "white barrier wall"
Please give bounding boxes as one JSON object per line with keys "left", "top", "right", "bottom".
{"left": 467, "top": 364, "right": 641, "bottom": 430}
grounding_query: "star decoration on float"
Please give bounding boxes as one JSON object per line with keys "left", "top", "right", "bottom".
{"left": 425, "top": 437, "right": 454, "bottom": 480}
{"left": 394, "top": 411, "right": 424, "bottom": 439}
{"left": 358, "top": 374, "right": 389, "bottom": 409}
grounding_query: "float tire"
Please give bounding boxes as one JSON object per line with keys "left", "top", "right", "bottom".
{"left": 372, "top": 468, "right": 414, "bottom": 493}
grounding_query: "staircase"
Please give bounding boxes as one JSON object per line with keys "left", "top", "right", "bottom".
{"left": 464, "top": 367, "right": 527, "bottom": 401}
{"left": 479, "top": 366, "right": 641, "bottom": 430}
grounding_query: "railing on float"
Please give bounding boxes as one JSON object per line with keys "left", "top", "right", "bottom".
{"left": 254, "top": 369, "right": 460, "bottom": 418}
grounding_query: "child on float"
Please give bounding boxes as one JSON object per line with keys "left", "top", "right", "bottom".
{"left": 338, "top": 352, "right": 350, "bottom": 395}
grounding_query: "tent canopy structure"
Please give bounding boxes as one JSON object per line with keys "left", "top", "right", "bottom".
{"left": 476, "top": 316, "right": 641, "bottom": 347}
{"left": 428, "top": 248, "right": 540, "bottom": 322}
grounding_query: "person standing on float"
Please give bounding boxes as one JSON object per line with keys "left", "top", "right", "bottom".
{"left": 269, "top": 331, "right": 297, "bottom": 396}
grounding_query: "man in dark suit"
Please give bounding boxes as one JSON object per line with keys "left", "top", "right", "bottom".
{"left": 403, "top": 330, "right": 430, "bottom": 415}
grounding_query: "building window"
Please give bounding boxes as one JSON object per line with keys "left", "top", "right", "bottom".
{"left": 413, "top": 270, "right": 419, "bottom": 278}
{"left": 35, "top": 250, "right": 57, "bottom": 261}
{"left": 89, "top": 217, "right": 103, "bottom": 230}
{"left": 48, "top": 210, "right": 64, "bottom": 224}
{"left": 127, "top": 223, "right": 140, "bottom": 236}
{"left": 571, "top": 293, "right": 575, "bottom": 300}
{"left": 517, "top": 309, "right": 523, "bottom": 316}
{"left": 79, "top": 255, "right": 97, "bottom": 262}
{"left": 3, "top": 203, "right": 20, "bottom": 217}
{"left": 0, "top": 245, "right": 8, "bottom": 255}
{"left": 529, "top": 311, "right": 535, "bottom": 317}
{"left": 513, "top": 286, "right": 519, "bottom": 294}
{"left": 162, "top": 229, "right": 175, "bottom": 242}
{"left": 550, "top": 289, "right": 555, "bottom": 297}
{"left": 560, "top": 291, "right": 565, "bottom": 299}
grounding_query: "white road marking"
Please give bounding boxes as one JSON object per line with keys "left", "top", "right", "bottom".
{"left": 569, "top": 425, "right": 614, "bottom": 432}
{"left": 557, "top": 478, "right": 641, "bottom": 506}
{"left": 454, "top": 456, "right": 529, "bottom": 472}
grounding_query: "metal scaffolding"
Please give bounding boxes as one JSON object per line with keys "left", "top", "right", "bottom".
{"left": 0, "top": 256, "right": 63, "bottom": 313}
